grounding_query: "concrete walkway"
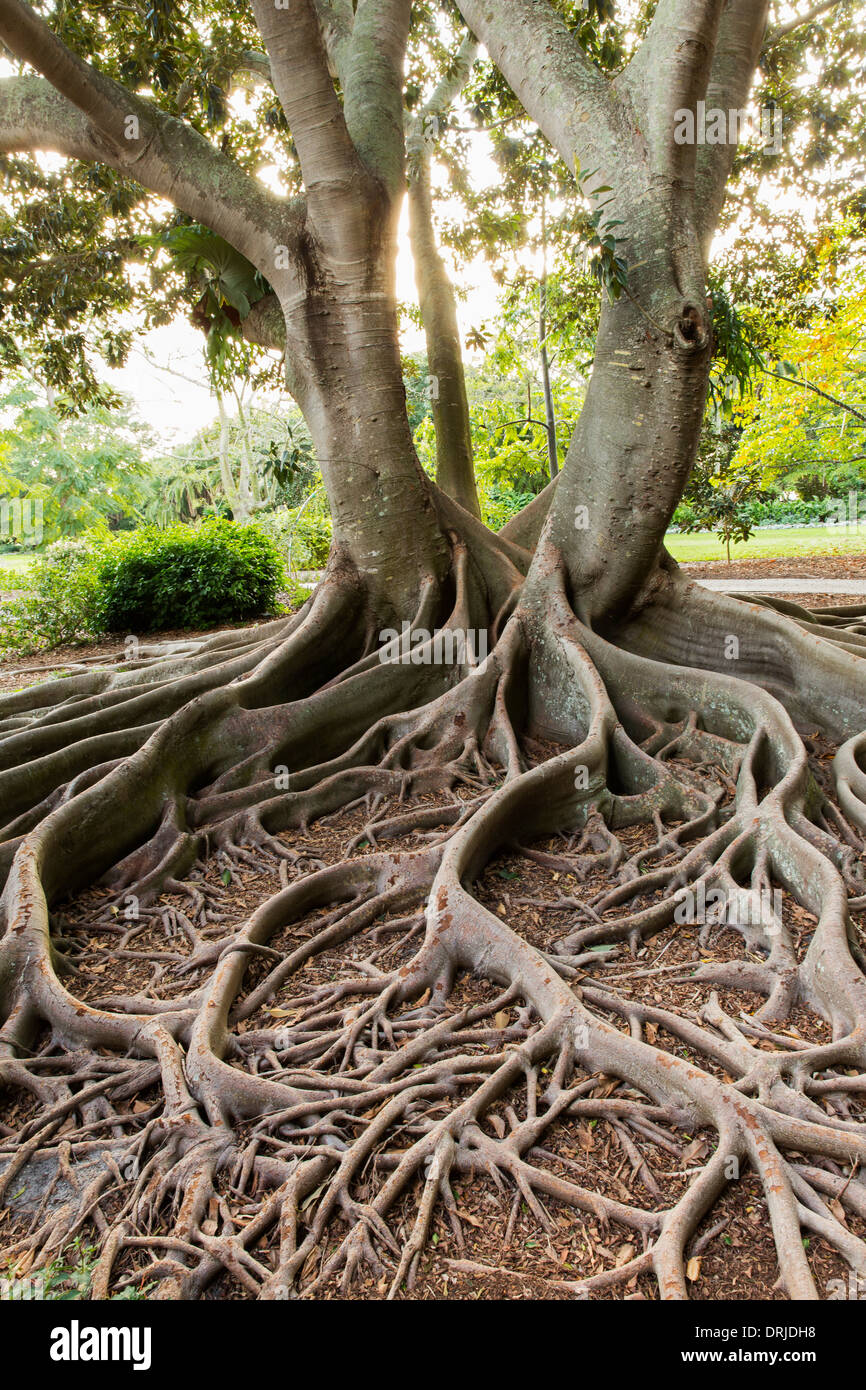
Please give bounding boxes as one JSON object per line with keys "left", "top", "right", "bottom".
{"left": 696, "top": 577, "right": 866, "bottom": 596}
{"left": 291, "top": 572, "right": 866, "bottom": 597}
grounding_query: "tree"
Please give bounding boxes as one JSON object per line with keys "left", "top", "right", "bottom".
{"left": 737, "top": 265, "right": 866, "bottom": 496}
{"left": 0, "top": 379, "right": 151, "bottom": 541}
{"left": 142, "top": 396, "right": 318, "bottom": 526}
{"left": 1, "top": 0, "right": 866, "bottom": 1305}
{"left": 406, "top": 31, "right": 482, "bottom": 518}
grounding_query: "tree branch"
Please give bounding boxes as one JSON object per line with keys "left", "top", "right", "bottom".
{"left": 416, "top": 34, "right": 479, "bottom": 138}
{"left": 343, "top": 0, "right": 413, "bottom": 197}
{"left": 622, "top": 0, "right": 726, "bottom": 183}
{"left": 249, "top": 0, "right": 363, "bottom": 208}
{"left": 406, "top": 34, "right": 478, "bottom": 167}
{"left": 695, "top": 0, "right": 772, "bottom": 249}
{"left": 454, "top": 0, "right": 625, "bottom": 184}
{"left": 313, "top": 0, "right": 355, "bottom": 83}
{"left": 239, "top": 294, "right": 288, "bottom": 355}
{"left": 765, "top": 0, "right": 844, "bottom": 43}
{"left": 763, "top": 368, "right": 866, "bottom": 427}
{"left": 0, "top": 1, "right": 290, "bottom": 279}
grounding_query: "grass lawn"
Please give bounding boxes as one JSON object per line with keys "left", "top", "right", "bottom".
{"left": 2, "top": 530, "right": 865, "bottom": 580}
{"left": 0, "top": 553, "right": 34, "bottom": 573}
{"left": 666, "top": 526, "right": 866, "bottom": 564}
{"left": 0, "top": 553, "right": 35, "bottom": 590}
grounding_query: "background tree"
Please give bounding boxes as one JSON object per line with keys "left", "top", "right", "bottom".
{"left": 0, "top": 377, "right": 151, "bottom": 542}
{"left": 406, "top": 29, "right": 482, "bottom": 517}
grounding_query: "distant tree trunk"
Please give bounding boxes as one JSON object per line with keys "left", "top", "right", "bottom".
{"left": 408, "top": 153, "right": 481, "bottom": 520}
{"left": 216, "top": 393, "right": 247, "bottom": 521}
{"left": 538, "top": 198, "right": 558, "bottom": 482}
{"left": 539, "top": 284, "right": 558, "bottom": 482}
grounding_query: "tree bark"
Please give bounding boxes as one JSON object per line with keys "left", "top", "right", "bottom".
{"left": 532, "top": 257, "right": 712, "bottom": 627}
{"left": 408, "top": 155, "right": 481, "bottom": 519}
{"left": 456, "top": 0, "right": 770, "bottom": 628}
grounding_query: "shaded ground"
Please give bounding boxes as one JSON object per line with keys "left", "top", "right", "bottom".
{"left": 0, "top": 611, "right": 296, "bottom": 696}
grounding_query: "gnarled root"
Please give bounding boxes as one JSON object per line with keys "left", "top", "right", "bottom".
{"left": 2, "top": 540, "right": 866, "bottom": 1300}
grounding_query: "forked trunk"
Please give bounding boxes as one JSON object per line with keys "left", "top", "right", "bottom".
{"left": 532, "top": 259, "right": 712, "bottom": 627}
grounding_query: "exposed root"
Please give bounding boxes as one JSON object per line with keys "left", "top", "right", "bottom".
{"left": 2, "top": 539, "right": 866, "bottom": 1300}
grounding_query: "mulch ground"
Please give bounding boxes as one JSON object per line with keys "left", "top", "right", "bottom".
{"left": 681, "top": 552, "right": 866, "bottom": 582}
{"left": 0, "top": 615, "right": 287, "bottom": 696}
{"left": 680, "top": 552, "right": 866, "bottom": 615}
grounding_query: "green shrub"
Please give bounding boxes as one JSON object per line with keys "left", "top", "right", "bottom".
{"left": 2, "top": 1238, "right": 153, "bottom": 1301}
{"left": 293, "top": 513, "right": 332, "bottom": 567}
{"left": 0, "top": 538, "right": 104, "bottom": 652}
{"left": 97, "top": 520, "right": 284, "bottom": 632}
{"left": 671, "top": 491, "right": 855, "bottom": 533}
{"left": 0, "top": 567, "right": 32, "bottom": 591}
{"left": 0, "top": 521, "right": 284, "bottom": 654}
{"left": 479, "top": 482, "right": 537, "bottom": 532}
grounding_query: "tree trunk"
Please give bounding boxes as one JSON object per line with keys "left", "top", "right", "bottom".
{"left": 539, "top": 274, "right": 558, "bottom": 481}
{"left": 408, "top": 154, "right": 482, "bottom": 520}
{"left": 530, "top": 243, "right": 712, "bottom": 629}
{"left": 275, "top": 182, "right": 451, "bottom": 615}
{"left": 216, "top": 393, "right": 246, "bottom": 521}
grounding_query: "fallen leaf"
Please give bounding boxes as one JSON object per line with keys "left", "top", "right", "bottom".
{"left": 577, "top": 1123, "right": 595, "bottom": 1152}
{"left": 686, "top": 1256, "right": 702, "bottom": 1281}
{"left": 683, "top": 1136, "right": 710, "bottom": 1162}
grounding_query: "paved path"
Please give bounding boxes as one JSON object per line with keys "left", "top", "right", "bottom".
{"left": 696, "top": 577, "right": 866, "bottom": 596}
{"left": 292, "top": 573, "right": 866, "bottom": 597}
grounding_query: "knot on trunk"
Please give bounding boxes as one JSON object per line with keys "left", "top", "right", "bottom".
{"left": 673, "top": 302, "right": 710, "bottom": 352}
